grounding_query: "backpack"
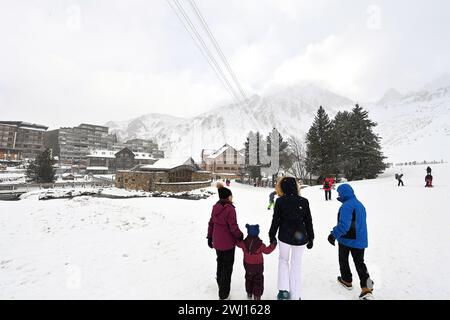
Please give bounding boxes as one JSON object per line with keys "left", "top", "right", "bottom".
{"left": 395, "top": 173, "right": 399, "bottom": 180}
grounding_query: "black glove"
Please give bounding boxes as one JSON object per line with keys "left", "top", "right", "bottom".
{"left": 306, "top": 239, "right": 313, "bottom": 249}
{"left": 271, "top": 238, "right": 278, "bottom": 245}
{"left": 207, "top": 237, "right": 213, "bottom": 249}
{"left": 328, "top": 233, "right": 336, "bottom": 246}
{"left": 238, "top": 234, "right": 244, "bottom": 241}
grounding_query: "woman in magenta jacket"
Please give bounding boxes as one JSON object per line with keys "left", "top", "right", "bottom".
{"left": 207, "top": 182, "right": 243, "bottom": 300}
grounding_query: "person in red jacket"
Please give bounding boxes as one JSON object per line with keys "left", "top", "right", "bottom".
{"left": 323, "top": 177, "right": 334, "bottom": 201}
{"left": 237, "top": 224, "right": 277, "bottom": 300}
{"left": 207, "top": 182, "right": 244, "bottom": 300}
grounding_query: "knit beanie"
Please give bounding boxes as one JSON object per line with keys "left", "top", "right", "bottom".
{"left": 245, "top": 224, "right": 260, "bottom": 237}
{"left": 216, "top": 181, "right": 232, "bottom": 200}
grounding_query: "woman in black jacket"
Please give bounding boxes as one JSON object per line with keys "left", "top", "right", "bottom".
{"left": 269, "top": 177, "right": 314, "bottom": 300}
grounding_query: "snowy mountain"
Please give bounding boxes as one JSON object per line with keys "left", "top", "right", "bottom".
{"left": 107, "top": 81, "right": 450, "bottom": 163}
{"left": 368, "top": 85, "right": 450, "bottom": 163}
{"left": 422, "top": 73, "right": 450, "bottom": 92}
{"left": 107, "top": 84, "right": 355, "bottom": 160}
{"left": 376, "top": 88, "right": 403, "bottom": 106}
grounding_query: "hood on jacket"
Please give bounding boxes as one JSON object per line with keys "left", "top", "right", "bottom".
{"left": 337, "top": 184, "right": 356, "bottom": 202}
{"left": 216, "top": 199, "right": 234, "bottom": 207}
{"left": 276, "top": 176, "right": 299, "bottom": 196}
{"left": 212, "top": 200, "right": 234, "bottom": 217}
{"left": 243, "top": 235, "right": 263, "bottom": 254}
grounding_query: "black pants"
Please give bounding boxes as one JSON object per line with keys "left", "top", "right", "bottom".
{"left": 216, "top": 248, "right": 235, "bottom": 299}
{"left": 338, "top": 244, "right": 370, "bottom": 288}
{"left": 398, "top": 179, "right": 404, "bottom": 186}
{"left": 325, "top": 190, "right": 331, "bottom": 200}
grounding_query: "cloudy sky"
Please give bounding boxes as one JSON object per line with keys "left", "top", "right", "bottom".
{"left": 1, "top": 0, "right": 449, "bottom": 128}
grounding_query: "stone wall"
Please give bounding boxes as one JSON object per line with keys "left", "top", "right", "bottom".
{"left": 116, "top": 170, "right": 211, "bottom": 192}
{"left": 155, "top": 181, "right": 212, "bottom": 193}
{"left": 192, "top": 171, "right": 213, "bottom": 182}
{"left": 115, "top": 171, "right": 169, "bottom": 191}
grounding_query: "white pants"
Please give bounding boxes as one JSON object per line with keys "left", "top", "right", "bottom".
{"left": 277, "top": 240, "right": 306, "bottom": 300}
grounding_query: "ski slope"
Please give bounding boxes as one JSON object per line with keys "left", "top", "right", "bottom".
{"left": 0, "top": 164, "right": 449, "bottom": 299}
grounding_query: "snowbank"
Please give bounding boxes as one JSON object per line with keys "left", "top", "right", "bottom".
{"left": 18, "top": 187, "right": 215, "bottom": 201}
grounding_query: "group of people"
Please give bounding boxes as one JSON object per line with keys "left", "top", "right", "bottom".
{"left": 395, "top": 166, "right": 434, "bottom": 187}
{"left": 207, "top": 178, "right": 374, "bottom": 301}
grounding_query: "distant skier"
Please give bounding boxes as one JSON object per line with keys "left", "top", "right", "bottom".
{"left": 226, "top": 179, "right": 231, "bottom": 187}
{"left": 267, "top": 191, "right": 277, "bottom": 210}
{"left": 425, "top": 174, "right": 433, "bottom": 188}
{"left": 269, "top": 177, "right": 314, "bottom": 300}
{"left": 426, "top": 166, "right": 432, "bottom": 175}
{"left": 207, "top": 182, "right": 244, "bottom": 300}
{"left": 327, "top": 184, "right": 374, "bottom": 300}
{"left": 236, "top": 224, "right": 277, "bottom": 300}
{"left": 323, "top": 177, "right": 334, "bottom": 200}
{"left": 395, "top": 173, "right": 404, "bottom": 186}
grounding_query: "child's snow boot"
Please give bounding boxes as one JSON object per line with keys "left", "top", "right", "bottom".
{"left": 247, "top": 293, "right": 253, "bottom": 300}
{"left": 277, "top": 290, "right": 290, "bottom": 300}
{"left": 337, "top": 276, "right": 353, "bottom": 290}
{"left": 254, "top": 295, "right": 261, "bottom": 301}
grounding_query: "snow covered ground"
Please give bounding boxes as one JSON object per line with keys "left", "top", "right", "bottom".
{"left": 0, "top": 164, "right": 449, "bottom": 300}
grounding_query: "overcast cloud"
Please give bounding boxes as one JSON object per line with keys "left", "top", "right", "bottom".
{"left": 0, "top": 0, "right": 449, "bottom": 128}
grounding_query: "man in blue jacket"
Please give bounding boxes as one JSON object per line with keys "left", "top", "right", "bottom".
{"left": 327, "top": 184, "right": 374, "bottom": 300}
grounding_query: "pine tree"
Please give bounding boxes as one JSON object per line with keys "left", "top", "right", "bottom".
{"left": 305, "top": 106, "right": 333, "bottom": 179}
{"left": 25, "top": 161, "right": 38, "bottom": 183}
{"left": 331, "top": 111, "right": 353, "bottom": 175}
{"left": 26, "top": 148, "right": 56, "bottom": 183}
{"left": 344, "top": 105, "right": 386, "bottom": 180}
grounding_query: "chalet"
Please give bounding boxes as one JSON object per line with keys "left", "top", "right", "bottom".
{"left": 201, "top": 144, "right": 244, "bottom": 178}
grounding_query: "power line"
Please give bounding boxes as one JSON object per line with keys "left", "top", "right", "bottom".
{"left": 166, "top": 0, "right": 242, "bottom": 105}
{"left": 188, "top": 0, "right": 249, "bottom": 104}
{"left": 165, "top": 0, "right": 239, "bottom": 104}
{"left": 172, "top": 0, "right": 242, "bottom": 103}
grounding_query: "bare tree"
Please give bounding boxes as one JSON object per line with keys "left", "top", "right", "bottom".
{"left": 286, "top": 136, "right": 309, "bottom": 182}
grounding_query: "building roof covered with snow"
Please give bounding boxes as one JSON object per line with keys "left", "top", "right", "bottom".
{"left": 86, "top": 166, "right": 109, "bottom": 171}
{"left": 206, "top": 144, "right": 230, "bottom": 160}
{"left": 0, "top": 121, "right": 48, "bottom": 131}
{"left": 140, "top": 157, "right": 198, "bottom": 171}
{"left": 203, "top": 143, "right": 244, "bottom": 165}
{"left": 86, "top": 149, "right": 155, "bottom": 160}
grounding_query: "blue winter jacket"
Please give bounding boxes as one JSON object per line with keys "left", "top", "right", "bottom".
{"left": 332, "top": 184, "right": 368, "bottom": 249}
